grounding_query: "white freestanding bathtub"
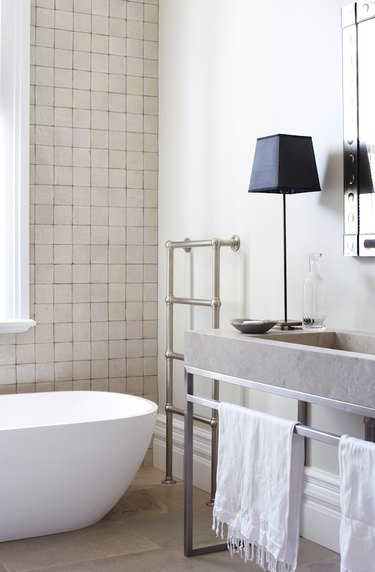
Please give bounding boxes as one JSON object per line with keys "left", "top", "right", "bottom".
{"left": 0, "top": 391, "right": 158, "bottom": 542}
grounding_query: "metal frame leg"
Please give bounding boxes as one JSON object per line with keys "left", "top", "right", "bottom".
{"left": 184, "top": 370, "right": 194, "bottom": 556}
{"left": 184, "top": 369, "right": 227, "bottom": 557}
{"left": 364, "top": 416, "right": 375, "bottom": 442}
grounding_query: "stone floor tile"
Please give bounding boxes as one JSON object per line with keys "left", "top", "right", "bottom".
{"left": 0, "top": 520, "right": 158, "bottom": 572}
{"left": 0, "top": 466, "right": 340, "bottom": 572}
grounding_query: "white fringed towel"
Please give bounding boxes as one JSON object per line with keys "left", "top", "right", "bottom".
{"left": 212, "top": 402, "right": 304, "bottom": 572}
{"left": 339, "top": 435, "right": 375, "bottom": 572}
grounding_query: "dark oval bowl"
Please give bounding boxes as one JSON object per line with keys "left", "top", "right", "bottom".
{"left": 230, "top": 319, "right": 277, "bottom": 334}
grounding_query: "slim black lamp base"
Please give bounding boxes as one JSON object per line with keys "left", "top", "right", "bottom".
{"left": 280, "top": 194, "right": 302, "bottom": 332}
{"left": 278, "top": 319, "right": 302, "bottom": 330}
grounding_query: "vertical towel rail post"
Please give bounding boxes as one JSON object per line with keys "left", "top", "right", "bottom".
{"left": 163, "top": 242, "right": 176, "bottom": 484}
{"left": 163, "top": 236, "right": 240, "bottom": 497}
{"left": 209, "top": 239, "right": 221, "bottom": 505}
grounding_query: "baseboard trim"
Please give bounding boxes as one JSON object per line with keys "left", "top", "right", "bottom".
{"left": 301, "top": 466, "right": 340, "bottom": 552}
{"left": 153, "top": 413, "right": 212, "bottom": 492}
{"left": 153, "top": 414, "right": 340, "bottom": 553}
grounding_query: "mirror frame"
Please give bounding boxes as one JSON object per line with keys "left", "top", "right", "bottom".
{"left": 342, "top": 1, "right": 375, "bottom": 256}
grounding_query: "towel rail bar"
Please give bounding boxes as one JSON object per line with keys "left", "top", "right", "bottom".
{"left": 186, "top": 393, "right": 341, "bottom": 447}
{"left": 183, "top": 367, "right": 375, "bottom": 557}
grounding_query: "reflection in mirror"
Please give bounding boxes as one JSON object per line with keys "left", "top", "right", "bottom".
{"left": 342, "top": 2, "right": 375, "bottom": 256}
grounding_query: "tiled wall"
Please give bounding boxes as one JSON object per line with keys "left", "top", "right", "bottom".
{"left": 0, "top": 0, "right": 158, "bottom": 418}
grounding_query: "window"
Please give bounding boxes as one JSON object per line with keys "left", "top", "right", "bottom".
{"left": 0, "top": 0, "right": 34, "bottom": 333}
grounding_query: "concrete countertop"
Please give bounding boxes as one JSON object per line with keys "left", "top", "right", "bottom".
{"left": 184, "top": 328, "right": 375, "bottom": 412}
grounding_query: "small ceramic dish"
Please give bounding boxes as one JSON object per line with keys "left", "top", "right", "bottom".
{"left": 230, "top": 318, "right": 277, "bottom": 334}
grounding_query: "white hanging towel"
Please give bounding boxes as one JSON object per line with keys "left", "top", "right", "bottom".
{"left": 339, "top": 435, "right": 375, "bottom": 572}
{"left": 212, "top": 402, "right": 304, "bottom": 572}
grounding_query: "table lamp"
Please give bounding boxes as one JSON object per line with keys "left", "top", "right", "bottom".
{"left": 248, "top": 134, "right": 321, "bottom": 329}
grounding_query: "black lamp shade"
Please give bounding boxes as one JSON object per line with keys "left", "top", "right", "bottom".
{"left": 248, "top": 134, "right": 321, "bottom": 194}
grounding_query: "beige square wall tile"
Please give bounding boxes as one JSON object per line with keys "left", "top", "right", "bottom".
{"left": 36, "top": 363, "right": 55, "bottom": 383}
{"left": 73, "top": 360, "right": 91, "bottom": 380}
{"left": 20, "top": 0, "right": 158, "bottom": 402}
{"left": 73, "top": 322, "right": 91, "bottom": 341}
{"left": 0, "top": 346, "right": 16, "bottom": 365}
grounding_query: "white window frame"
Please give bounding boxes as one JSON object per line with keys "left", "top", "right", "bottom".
{"left": 0, "top": 0, "right": 35, "bottom": 333}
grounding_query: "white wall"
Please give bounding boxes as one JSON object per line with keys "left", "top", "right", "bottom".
{"left": 158, "top": 0, "right": 371, "bottom": 481}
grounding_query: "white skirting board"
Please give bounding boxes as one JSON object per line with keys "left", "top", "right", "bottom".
{"left": 153, "top": 414, "right": 341, "bottom": 554}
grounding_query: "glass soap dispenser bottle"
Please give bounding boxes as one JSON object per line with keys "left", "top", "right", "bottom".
{"left": 302, "top": 253, "right": 326, "bottom": 331}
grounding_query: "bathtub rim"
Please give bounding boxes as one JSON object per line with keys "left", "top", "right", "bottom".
{"left": 0, "top": 390, "right": 158, "bottom": 431}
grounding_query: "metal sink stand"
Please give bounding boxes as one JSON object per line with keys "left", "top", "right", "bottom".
{"left": 183, "top": 364, "right": 375, "bottom": 557}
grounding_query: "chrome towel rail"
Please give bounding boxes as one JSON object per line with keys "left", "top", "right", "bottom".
{"left": 163, "top": 235, "right": 240, "bottom": 502}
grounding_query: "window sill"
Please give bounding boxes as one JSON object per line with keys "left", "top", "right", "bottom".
{"left": 0, "top": 319, "right": 36, "bottom": 334}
